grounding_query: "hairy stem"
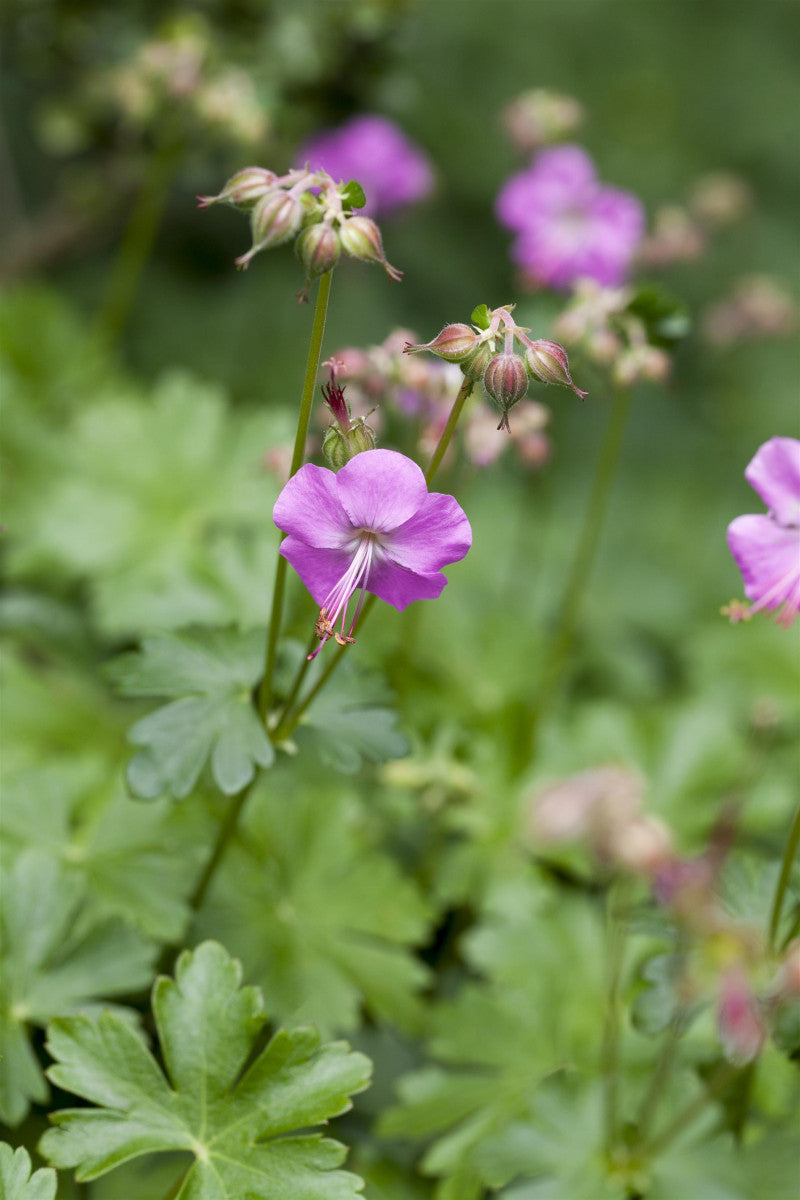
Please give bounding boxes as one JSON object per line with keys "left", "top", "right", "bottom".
{"left": 258, "top": 270, "right": 333, "bottom": 723}
{"left": 601, "top": 882, "right": 628, "bottom": 1153}
{"left": 768, "top": 798, "right": 800, "bottom": 952}
{"left": 95, "top": 130, "right": 182, "bottom": 351}
{"left": 272, "top": 374, "right": 473, "bottom": 740}
{"left": 636, "top": 1011, "right": 687, "bottom": 1143}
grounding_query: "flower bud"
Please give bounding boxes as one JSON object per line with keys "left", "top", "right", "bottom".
{"left": 295, "top": 223, "right": 342, "bottom": 298}
{"left": 461, "top": 340, "right": 495, "bottom": 381}
{"left": 235, "top": 190, "right": 304, "bottom": 268}
{"left": 524, "top": 339, "right": 588, "bottom": 399}
{"left": 340, "top": 215, "right": 402, "bottom": 281}
{"left": 405, "top": 324, "right": 479, "bottom": 363}
{"left": 483, "top": 352, "right": 529, "bottom": 431}
{"left": 198, "top": 166, "right": 277, "bottom": 209}
{"left": 322, "top": 420, "right": 377, "bottom": 469}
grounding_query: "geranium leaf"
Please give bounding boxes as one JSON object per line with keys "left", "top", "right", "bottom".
{"left": 109, "top": 627, "right": 274, "bottom": 799}
{"left": 0, "top": 850, "right": 155, "bottom": 1126}
{"left": 39, "top": 941, "right": 371, "bottom": 1198}
{"left": 0, "top": 1143, "right": 57, "bottom": 1200}
{"left": 340, "top": 180, "right": 367, "bottom": 210}
{"left": 295, "top": 666, "right": 409, "bottom": 773}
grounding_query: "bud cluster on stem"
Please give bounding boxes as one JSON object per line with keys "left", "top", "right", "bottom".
{"left": 405, "top": 303, "right": 586, "bottom": 434}
{"left": 200, "top": 165, "right": 402, "bottom": 299}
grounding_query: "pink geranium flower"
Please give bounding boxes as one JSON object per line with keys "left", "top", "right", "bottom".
{"left": 727, "top": 437, "right": 800, "bottom": 627}
{"left": 495, "top": 144, "right": 644, "bottom": 289}
{"left": 298, "top": 115, "right": 434, "bottom": 217}
{"left": 273, "top": 449, "right": 471, "bottom": 657}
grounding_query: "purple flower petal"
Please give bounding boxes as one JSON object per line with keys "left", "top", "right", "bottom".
{"left": 383, "top": 492, "right": 472, "bottom": 574}
{"left": 335, "top": 448, "right": 428, "bottom": 533}
{"left": 368, "top": 555, "right": 447, "bottom": 610}
{"left": 279, "top": 536, "right": 355, "bottom": 606}
{"left": 727, "top": 514, "right": 800, "bottom": 611}
{"left": 744, "top": 437, "right": 800, "bottom": 526}
{"left": 273, "top": 464, "right": 352, "bottom": 548}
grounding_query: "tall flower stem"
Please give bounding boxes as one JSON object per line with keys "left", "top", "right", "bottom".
{"left": 258, "top": 270, "right": 333, "bottom": 724}
{"left": 272, "top": 376, "right": 474, "bottom": 741}
{"left": 635, "top": 1011, "right": 686, "bottom": 1143}
{"left": 95, "top": 130, "right": 182, "bottom": 352}
{"left": 768, "top": 799, "right": 800, "bottom": 952}
{"left": 516, "top": 386, "right": 633, "bottom": 771}
{"left": 189, "top": 785, "right": 252, "bottom": 914}
{"left": 601, "top": 881, "right": 628, "bottom": 1153}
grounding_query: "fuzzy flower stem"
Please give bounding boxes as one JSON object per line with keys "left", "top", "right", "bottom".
{"left": 635, "top": 1007, "right": 688, "bottom": 1144}
{"left": 601, "top": 881, "right": 629, "bottom": 1154}
{"left": 258, "top": 270, "right": 333, "bottom": 723}
{"left": 768, "top": 799, "right": 800, "bottom": 952}
{"left": 516, "top": 386, "right": 633, "bottom": 772}
{"left": 95, "top": 126, "right": 182, "bottom": 352}
{"left": 273, "top": 375, "right": 474, "bottom": 740}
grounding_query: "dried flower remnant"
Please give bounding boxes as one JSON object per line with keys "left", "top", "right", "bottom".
{"left": 637, "top": 205, "right": 706, "bottom": 268}
{"left": 319, "top": 366, "right": 377, "bottom": 469}
{"left": 702, "top": 276, "right": 798, "bottom": 347}
{"left": 298, "top": 114, "right": 434, "bottom": 217}
{"left": 273, "top": 449, "right": 471, "bottom": 658}
{"left": 502, "top": 89, "right": 584, "bottom": 154}
{"left": 689, "top": 172, "right": 753, "bottom": 228}
{"left": 727, "top": 437, "right": 800, "bottom": 628}
{"left": 496, "top": 144, "right": 645, "bottom": 290}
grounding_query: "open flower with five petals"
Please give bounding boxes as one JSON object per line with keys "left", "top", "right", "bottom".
{"left": 273, "top": 449, "right": 472, "bottom": 657}
{"left": 727, "top": 436, "right": 800, "bottom": 627}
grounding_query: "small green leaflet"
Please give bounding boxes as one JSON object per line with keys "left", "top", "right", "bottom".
{"left": 470, "top": 304, "right": 490, "bottom": 330}
{"left": 340, "top": 180, "right": 367, "bottom": 211}
{"left": 109, "top": 627, "right": 274, "bottom": 799}
{"left": 0, "top": 850, "right": 155, "bottom": 1126}
{"left": 40, "top": 941, "right": 372, "bottom": 1199}
{"left": 0, "top": 1143, "right": 56, "bottom": 1200}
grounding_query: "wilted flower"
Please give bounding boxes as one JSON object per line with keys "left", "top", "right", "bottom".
{"left": 273, "top": 449, "right": 471, "bottom": 658}
{"left": 727, "top": 437, "right": 800, "bottom": 627}
{"left": 298, "top": 114, "right": 434, "bottom": 216}
{"left": 502, "top": 89, "right": 584, "bottom": 154}
{"left": 703, "top": 276, "right": 798, "bottom": 346}
{"left": 496, "top": 144, "right": 645, "bottom": 289}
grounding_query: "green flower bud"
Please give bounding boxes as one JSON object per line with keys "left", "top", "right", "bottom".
{"left": 296, "top": 223, "right": 341, "bottom": 280}
{"left": 460, "top": 340, "right": 495, "bottom": 381}
{"left": 405, "top": 323, "right": 480, "bottom": 363}
{"left": 340, "top": 215, "right": 402, "bottom": 281}
{"left": 322, "top": 419, "right": 377, "bottom": 469}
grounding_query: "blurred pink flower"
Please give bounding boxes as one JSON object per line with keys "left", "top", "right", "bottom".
{"left": 727, "top": 437, "right": 800, "bottom": 627}
{"left": 496, "top": 145, "right": 644, "bottom": 289}
{"left": 298, "top": 114, "right": 434, "bottom": 216}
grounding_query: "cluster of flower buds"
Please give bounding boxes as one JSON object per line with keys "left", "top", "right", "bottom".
{"left": 526, "top": 766, "right": 800, "bottom": 1065}
{"left": 105, "top": 18, "right": 268, "bottom": 147}
{"left": 318, "top": 364, "right": 377, "bottom": 469}
{"left": 638, "top": 171, "right": 753, "bottom": 271}
{"left": 406, "top": 304, "right": 586, "bottom": 433}
{"left": 554, "top": 281, "right": 671, "bottom": 386}
{"left": 502, "top": 88, "right": 584, "bottom": 154}
{"left": 702, "top": 275, "right": 798, "bottom": 347}
{"left": 200, "top": 166, "right": 401, "bottom": 299}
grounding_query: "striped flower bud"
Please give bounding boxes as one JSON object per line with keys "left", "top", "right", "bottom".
{"left": 197, "top": 166, "right": 277, "bottom": 209}
{"left": 235, "top": 190, "right": 304, "bottom": 269}
{"left": 483, "top": 352, "right": 529, "bottom": 431}
{"left": 524, "top": 339, "right": 587, "bottom": 399}
{"left": 295, "top": 223, "right": 341, "bottom": 299}
{"left": 340, "top": 216, "right": 402, "bottom": 281}
{"left": 461, "top": 340, "right": 496, "bottom": 381}
{"left": 405, "top": 324, "right": 479, "bottom": 363}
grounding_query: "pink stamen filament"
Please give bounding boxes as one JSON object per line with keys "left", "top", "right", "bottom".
{"left": 749, "top": 557, "right": 800, "bottom": 626}
{"left": 308, "top": 534, "right": 377, "bottom": 659}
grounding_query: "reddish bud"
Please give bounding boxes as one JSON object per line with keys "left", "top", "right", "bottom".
{"left": 295, "top": 223, "right": 341, "bottom": 298}
{"left": 405, "top": 323, "right": 479, "bottom": 363}
{"left": 483, "top": 352, "right": 529, "bottom": 431}
{"left": 235, "top": 190, "right": 304, "bottom": 268}
{"left": 717, "top": 966, "right": 766, "bottom": 1065}
{"left": 340, "top": 215, "right": 402, "bottom": 281}
{"left": 524, "top": 339, "right": 588, "bottom": 399}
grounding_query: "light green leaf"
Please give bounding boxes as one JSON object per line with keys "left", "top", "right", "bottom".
{"left": 295, "top": 667, "right": 409, "bottom": 773}
{"left": 0, "top": 850, "right": 155, "bottom": 1126}
{"left": 0, "top": 1142, "right": 57, "bottom": 1200}
{"left": 198, "top": 783, "right": 432, "bottom": 1036}
{"left": 470, "top": 304, "right": 490, "bottom": 330}
{"left": 340, "top": 180, "right": 367, "bottom": 210}
{"left": 109, "top": 627, "right": 274, "bottom": 798}
{"left": 40, "top": 941, "right": 371, "bottom": 1199}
